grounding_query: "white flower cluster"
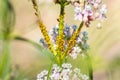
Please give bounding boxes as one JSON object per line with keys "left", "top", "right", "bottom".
{"left": 37, "top": 70, "right": 48, "bottom": 80}
{"left": 69, "top": 45, "right": 81, "bottom": 59}
{"left": 73, "top": 0, "right": 107, "bottom": 27}
{"left": 37, "top": 63, "right": 89, "bottom": 80}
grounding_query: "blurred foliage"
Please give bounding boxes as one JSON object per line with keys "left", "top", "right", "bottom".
{"left": 0, "top": 0, "right": 15, "bottom": 79}
{"left": 0, "top": 0, "right": 120, "bottom": 80}
{"left": 108, "top": 56, "right": 120, "bottom": 80}
{"left": 0, "top": 0, "right": 15, "bottom": 38}
{"left": 0, "top": 1, "right": 69, "bottom": 80}
{"left": 0, "top": 0, "right": 54, "bottom": 79}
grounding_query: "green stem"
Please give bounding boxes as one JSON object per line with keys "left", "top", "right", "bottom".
{"left": 47, "top": 62, "right": 54, "bottom": 80}
{"left": 56, "top": 0, "right": 66, "bottom": 64}
{"left": 86, "top": 54, "right": 93, "bottom": 80}
{"left": 59, "top": 1, "right": 65, "bottom": 36}
{"left": 0, "top": 39, "right": 11, "bottom": 79}
{"left": 60, "top": 2, "right": 64, "bottom": 16}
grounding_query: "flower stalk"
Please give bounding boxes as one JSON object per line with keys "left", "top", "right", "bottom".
{"left": 56, "top": 0, "right": 66, "bottom": 65}
{"left": 64, "top": 21, "right": 84, "bottom": 57}
{"left": 32, "top": 0, "right": 57, "bottom": 55}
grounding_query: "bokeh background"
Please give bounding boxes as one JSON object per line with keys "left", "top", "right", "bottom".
{"left": 0, "top": 0, "right": 120, "bottom": 80}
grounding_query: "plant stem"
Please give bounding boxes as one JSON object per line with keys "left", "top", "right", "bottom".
{"left": 0, "top": 39, "right": 11, "bottom": 79}
{"left": 86, "top": 54, "right": 93, "bottom": 80}
{"left": 56, "top": 0, "right": 65, "bottom": 65}
{"left": 31, "top": 0, "right": 57, "bottom": 55}
{"left": 47, "top": 62, "right": 54, "bottom": 80}
{"left": 64, "top": 22, "right": 84, "bottom": 57}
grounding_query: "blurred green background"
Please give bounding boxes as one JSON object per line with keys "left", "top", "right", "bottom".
{"left": 0, "top": 0, "right": 120, "bottom": 80}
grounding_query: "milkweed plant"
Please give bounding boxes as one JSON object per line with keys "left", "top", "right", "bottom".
{"left": 31, "top": 0, "right": 107, "bottom": 80}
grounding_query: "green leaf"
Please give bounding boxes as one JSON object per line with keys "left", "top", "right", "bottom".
{"left": 14, "top": 36, "right": 54, "bottom": 61}
{"left": 0, "top": 0, "right": 15, "bottom": 38}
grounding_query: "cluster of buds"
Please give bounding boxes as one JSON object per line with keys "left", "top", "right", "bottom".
{"left": 71, "top": 0, "right": 107, "bottom": 27}
{"left": 37, "top": 63, "right": 89, "bottom": 80}
{"left": 40, "top": 24, "right": 89, "bottom": 59}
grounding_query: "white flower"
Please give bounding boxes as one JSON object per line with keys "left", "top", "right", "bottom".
{"left": 49, "top": 29, "right": 53, "bottom": 35}
{"left": 85, "top": 5, "right": 92, "bottom": 11}
{"left": 93, "top": 0, "right": 101, "bottom": 9}
{"left": 69, "top": 52, "right": 78, "bottom": 59}
{"left": 99, "top": 4, "right": 107, "bottom": 21}
{"left": 77, "top": 37, "right": 82, "bottom": 43}
{"left": 93, "top": 3, "right": 99, "bottom": 9}
{"left": 74, "top": 6, "right": 82, "bottom": 13}
{"left": 50, "top": 73, "right": 60, "bottom": 80}
{"left": 100, "top": 4, "right": 107, "bottom": 14}
{"left": 74, "top": 6, "right": 83, "bottom": 21}
{"left": 52, "top": 64, "right": 61, "bottom": 73}
{"left": 74, "top": 13, "right": 83, "bottom": 21}
{"left": 73, "top": 0, "right": 107, "bottom": 27}
{"left": 37, "top": 63, "right": 89, "bottom": 80}
{"left": 73, "top": 46, "right": 81, "bottom": 53}
{"left": 60, "top": 70, "right": 71, "bottom": 80}
{"left": 84, "top": 13, "right": 89, "bottom": 22}
{"left": 61, "top": 68, "right": 72, "bottom": 75}
{"left": 74, "top": 68, "right": 81, "bottom": 74}
{"left": 37, "top": 70, "right": 48, "bottom": 80}
{"left": 95, "top": 0, "right": 102, "bottom": 4}
{"left": 69, "top": 46, "right": 81, "bottom": 59}
{"left": 87, "top": 0, "right": 95, "bottom": 4}
{"left": 62, "top": 63, "right": 72, "bottom": 69}
{"left": 72, "top": 74, "right": 80, "bottom": 80}
{"left": 81, "top": 74, "right": 89, "bottom": 80}
{"left": 62, "top": 75, "right": 70, "bottom": 80}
